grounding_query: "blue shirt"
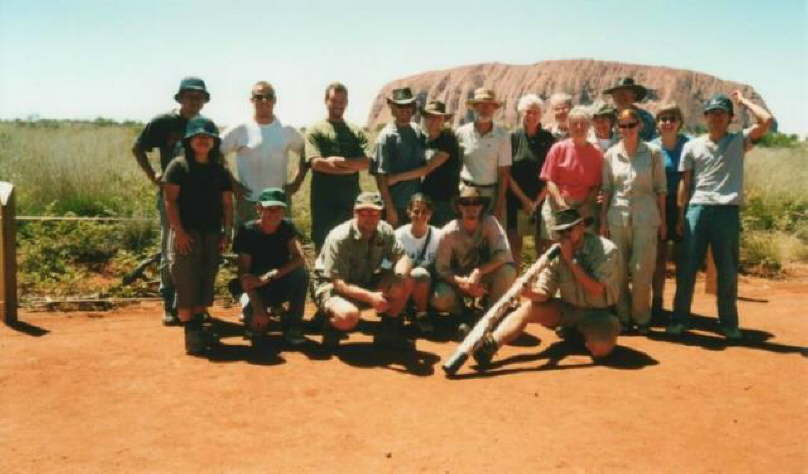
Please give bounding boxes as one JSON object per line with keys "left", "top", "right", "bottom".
{"left": 374, "top": 122, "right": 427, "bottom": 209}
{"left": 652, "top": 134, "right": 689, "bottom": 205}
{"left": 636, "top": 107, "right": 658, "bottom": 142}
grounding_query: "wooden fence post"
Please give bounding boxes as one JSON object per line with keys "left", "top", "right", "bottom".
{"left": 1, "top": 182, "right": 17, "bottom": 324}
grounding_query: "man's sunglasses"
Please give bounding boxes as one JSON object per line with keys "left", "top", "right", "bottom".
{"left": 458, "top": 199, "right": 484, "bottom": 206}
{"left": 618, "top": 121, "right": 639, "bottom": 129}
{"left": 657, "top": 116, "right": 678, "bottom": 123}
{"left": 252, "top": 94, "right": 275, "bottom": 102}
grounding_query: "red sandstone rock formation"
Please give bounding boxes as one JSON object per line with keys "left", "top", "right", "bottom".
{"left": 366, "top": 59, "right": 767, "bottom": 131}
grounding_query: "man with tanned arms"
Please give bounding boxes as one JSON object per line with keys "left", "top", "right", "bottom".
{"left": 132, "top": 76, "right": 209, "bottom": 326}
{"left": 304, "top": 82, "right": 371, "bottom": 251}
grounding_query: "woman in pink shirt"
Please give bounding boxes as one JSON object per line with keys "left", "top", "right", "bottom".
{"left": 539, "top": 106, "right": 603, "bottom": 242}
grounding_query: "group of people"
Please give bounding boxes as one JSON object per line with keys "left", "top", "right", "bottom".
{"left": 132, "top": 75, "right": 773, "bottom": 365}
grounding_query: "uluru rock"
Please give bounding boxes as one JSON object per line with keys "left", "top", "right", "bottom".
{"left": 367, "top": 59, "right": 768, "bottom": 131}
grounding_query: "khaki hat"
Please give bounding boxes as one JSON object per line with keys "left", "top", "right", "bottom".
{"left": 420, "top": 100, "right": 453, "bottom": 118}
{"left": 354, "top": 191, "right": 384, "bottom": 210}
{"left": 387, "top": 87, "right": 417, "bottom": 106}
{"left": 466, "top": 88, "right": 502, "bottom": 107}
{"left": 551, "top": 208, "right": 593, "bottom": 231}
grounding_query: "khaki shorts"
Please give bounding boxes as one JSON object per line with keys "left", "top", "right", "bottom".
{"left": 557, "top": 301, "right": 621, "bottom": 342}
{"left": 313, "top": 270, "right": 401, "bottom": 314}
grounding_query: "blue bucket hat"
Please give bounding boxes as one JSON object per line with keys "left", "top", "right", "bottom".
{"left": 183, "top": 116, "right": 220, "bottom": 146}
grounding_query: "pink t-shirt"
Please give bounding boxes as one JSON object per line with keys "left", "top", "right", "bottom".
{"left": 540, "top": 139, "right": 603, "bottom": 202}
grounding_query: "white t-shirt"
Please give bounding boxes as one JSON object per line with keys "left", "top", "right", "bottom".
{"left": 455, "top": 122, "right": 512, "bottom": 186}
{"left": 395, "top": 224, "right": 441, "bottom": 268}
{"left": 220, "top": 118, "right": 304, "bottom": 201}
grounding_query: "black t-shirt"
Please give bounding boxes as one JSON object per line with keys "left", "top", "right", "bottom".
{"left": 134, "top": 112, "right": 188, "bottom": 171}
{"left": 422, "top": 130, "right": 461, "bottom": 201}
{"left": 163, "top": 156, "right": 232, "bottom": 232}
{"left": 509, "top": 127, "right": 555, "bottom": 198}
{"left": 233, "top": 219, "right": 298, "bottom": 274}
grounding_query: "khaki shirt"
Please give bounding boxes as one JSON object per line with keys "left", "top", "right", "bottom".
{"left": 435, "top": 215, "right": 514, "bottom": 281}
{"left": 534, "top": 233, "right": 622, "bottom": 308}
{"left": 602, "top": 141, "right": 666, "bottom": 227}
{"left": 314, "top": 219, "right": 404, "bottom": 288}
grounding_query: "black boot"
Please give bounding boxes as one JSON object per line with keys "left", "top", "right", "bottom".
{"left": 184, "top": 317, "right": 206, "bottom": 355}
{"left": 374, "top": 315, "right": 414, "bottom": 351}
{"left": 472, "top": 333, "right": 498, "bottom": 370}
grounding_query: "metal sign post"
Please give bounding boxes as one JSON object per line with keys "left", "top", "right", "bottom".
{"left": 1, "top": 182, "right": 17, "bottom": 324}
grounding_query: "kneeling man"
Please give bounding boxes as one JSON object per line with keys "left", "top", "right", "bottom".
{"left": 473, "top": 209, "right": 623, "bottom": 367}
{"left": 312, "top": 192, "right": 414, "bottom": 350}
{"left": 233, "top": 187, "right": 308, "bottom": 348}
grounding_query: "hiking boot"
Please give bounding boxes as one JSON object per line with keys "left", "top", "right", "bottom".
{"left": 283, "top": 326, "right": 308, "bottom": 347}
{"left": 184, "top": 321, "right": 206, "bottom": 355}
{"left": 637, "top": 323, "right": 651, "bottom": 336}
{"left": 414, "top": 312, "right": 434, "bottom": 336}
{"left": 665, "top": 322, "right": 687, "bottom": 337}
{"left": 719, "top": 325, "right": 743, "bottom": 342}
{"left": 472, "top": 333, "right": 498, "bottom": 370}
{"left": 455, "top": 322, "right": 472, "bottom": 342}
{"left": 374, "top": 316, "right": 415, "bottom": 351}
{"left": 321, "top": 320, "right": 342, "bottom": 351}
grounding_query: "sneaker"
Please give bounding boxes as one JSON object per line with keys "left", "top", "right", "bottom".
{"left": 283, "top": 326, "right": 308, "bottom": 347}
{"left": 163, "top": 311, "right": 181, "bottom": 326}
{"left": 665, "top": 323, "right": 687, "bottom": 337}
{"left": 472, "top": 333, "right": 498, "bottom": 370}
{"left": 719, "top": 325, "right": 743, "bottom": 342}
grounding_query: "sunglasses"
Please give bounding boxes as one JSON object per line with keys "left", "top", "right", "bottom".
{"left": 618, "top": 121, "right": 640, "bottom": 129}
{"left": 408, "top": 208, "right": 432, "bottom": 215}
{"left": 458, "top": 199, "right": 484, "bottom": 206}
{"left": 252, "top": 94, "right": 274, "bottom": 102}
{"left": 658, "top": 116, "right": 678, "bottom": 123}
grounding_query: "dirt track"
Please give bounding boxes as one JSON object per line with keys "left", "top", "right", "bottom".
{"left": 2, "top": 273, "right": 806, "bottom": 473}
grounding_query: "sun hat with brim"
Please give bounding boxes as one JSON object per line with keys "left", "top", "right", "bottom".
{"left": 387, "top": 87, "right": 417, "bottom": 106}
{"left": 174, "top": 76, "right": 210, "bottom": 103}
{"left": 354, "top": 191, "right": 384, "bottom": 210}
{"left": 453, "top": 184, "right": 491, "bottom": 210}
{"left": 593, "top": 103, "right": 617, "bottom": 118}
{"left": 466, "top": 88, "right": 502, "bottom": 107}
{"left": 603, "top": 78, "right": 648, "bottom": 102}
{"left": 183, "top": 116, "right": 220, "bottom": 143}
{"left": 420, "top": 100, "right": 453, "bottom": 118}
{"left": 703, "top": 94, "right": 734, "bottom": 115}
{"left": 551, "top": 208, "right": 593, "bottom": 232}
{"left": 257, "top": 187, "right": 287, "bottom": 208}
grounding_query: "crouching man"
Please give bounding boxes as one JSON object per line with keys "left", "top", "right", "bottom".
{"left": 432, "top": 186, "right": 517, "bottom": 330}
{"left": 233, "top": 187, "right": 308, "bottom": 348}
{"left": 473, "top": 209, "right": 623, "bottom": 367}
{"left": 312, "top": 192, "right": 415, "bottom": 351}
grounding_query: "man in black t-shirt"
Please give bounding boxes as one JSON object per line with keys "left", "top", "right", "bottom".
{"left": 132, "top": 76, "right": 210, "bottom": 326}
{"left": 233, "top": 187, "right": 309, "bottom": 348}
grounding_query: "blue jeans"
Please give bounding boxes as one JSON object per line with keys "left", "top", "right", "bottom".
{"left": 672, "top": 205, "right": 740, "bottom": 328}
{"left": 247, "top": 267, "right": 309, "bottom": 323}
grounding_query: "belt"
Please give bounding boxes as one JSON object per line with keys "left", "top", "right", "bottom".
{"left": 462, "top": 179, "right": 497, "bottom": 188}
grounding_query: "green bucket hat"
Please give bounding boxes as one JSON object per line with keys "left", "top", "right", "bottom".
{"left": 593, "top": 103, "right": 617, "bottom": 118}
{"left": 183, "top": 116, "right": 219, "bottom": 141}
{"left": 174, "top": 76, "right": 210, "bottom": 102}
{"left": 257, "top": 187, "right": 287, "bottom": 208}
{"left": 354, "top": 191, "right": 384, "bottom": 210}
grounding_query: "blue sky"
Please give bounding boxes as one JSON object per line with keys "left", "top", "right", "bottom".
{"left": 1, "top": 0, "right": 806, "bottom": 133}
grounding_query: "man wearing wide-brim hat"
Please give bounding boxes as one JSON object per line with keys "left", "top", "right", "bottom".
{"left": 132, "top": 76, "right": 211, "bottom": 326}
{"left": 603, "top": 77, "right": 657, "bottom": 141}
{"left": 373, "top": 86, "right": 427, "bottom": 227}
{"left": 384, "top": 99, "right": 462, "bottom": 227}
{"left": 668, "top": 90, "right": 773, "bottom": 341}
{"left": 312, "top": 192, "right": 416, "bottom": 351}
{"left": 455, "top": 87, "right": 512, "bottom": 226}
{"left": 431, "top": 185, "right": 516, "bottom": 331}
{"left": 470, "top": 208, "right": 624, "bottom": 369}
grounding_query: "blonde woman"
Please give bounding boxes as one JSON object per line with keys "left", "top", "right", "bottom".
{"left": 600, "top": 109, "right": 666, "bottom": 334}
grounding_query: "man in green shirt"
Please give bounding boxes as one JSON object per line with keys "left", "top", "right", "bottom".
{"left": 312, "top": 192, "right": 415, "bottom": 351}
{"left": 472, "top": 209, "right": 623, "bottom": 368}
{"left": 305, "top": 82, "right": 371, "bottom": 251}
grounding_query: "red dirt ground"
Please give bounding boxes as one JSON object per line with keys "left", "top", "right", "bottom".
{"left": 2, "top": 273, "right": 806, "bottom": 473}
